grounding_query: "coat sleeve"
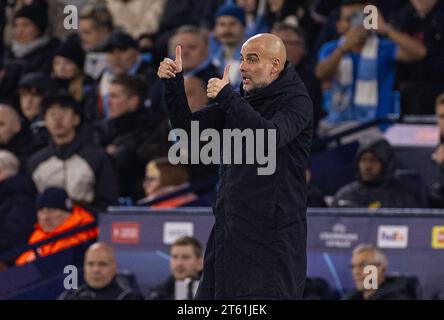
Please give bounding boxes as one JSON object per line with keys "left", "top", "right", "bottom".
{"left": 92, "top": 151, "right": 119, "bottom": 211}
{"left": 213, "top": 84, "right": 313, "bottom": 149}
{"left": 163, "top": 73, "right": 226, "bottom": 133}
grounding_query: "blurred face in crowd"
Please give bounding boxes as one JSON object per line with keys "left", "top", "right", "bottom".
{"left": 170, "top": 32, "right": 208, "bottom": 72}
{"left": 0, "top": 106, "right": 21, "bottom": 145}
{"left": 79, "top": 18, "right": 109, "bottom": 51}
{"left": 13, "top": 17, "right": 40, "bottom": 44}
{"left": 170, "top": 244, "right": 203, "bottom": 280}
{"left": 337, "top": 4, "right": 366, "bottom": 35}
{"left": 272, "top": 29, "right": 305, "bottom": 65}
{"left": 214, "top": 16, "right": 245, "bottom": 47}
{"left": 84, "top": 244, "right": 117, "bottom": 289}
{"left": 53, "top": 56, "right": 80, "bottom": 80}
{"left": 410, "top": 0, "right": 437, "bottom": 16}
{"left": 19, "top": 88, "right": 43, "bottom": 121}
{"left": 184, "top": 77, "right": 208, "bottom": 112}
{"left": 358, "top": 152, "right": 383, "bottom": 182}
{"left": 236, "top": 0, "right": 258, "bottom": 14}
{"left": 267, "top": 0, "right": 285, "bottom": 13}
{"left": 38, "top": 208, "right": 71, "bottom": 232}
{"left": 436, "top": 103, "right": 444, "bottom": 136}
{"left": 107, "top": 48, "right": 139, "bottom": 75}
{"left": 240, "top": 34, "right": 285, "bottom": 93}
{"left": 143, "top": 162, "right": 161, "bottom": 197}
{"left": 108, "top": 84, "right": 139, "bottom": 119}
{"left": 351, "top": 249, "right": 386, "bottom": 292}
{"left": 44, "top": 105, "right": 80, "bottom": 144}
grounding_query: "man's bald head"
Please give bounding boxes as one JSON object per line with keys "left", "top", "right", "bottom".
{"left": 0, "top": 104, "right": 22, "bottom": 145}
{"left": 240, "top": 33, "right": 287, "bottom": 93}
{"left": 84, "top": 242, "right": 117, "bottom": 289}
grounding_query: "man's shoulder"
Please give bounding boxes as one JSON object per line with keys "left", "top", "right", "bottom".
{"left": 27, "top": 145, "right": 53, "bottom": 171}
{"left": 318, "top": 39, "right": 340, "bottom": 59}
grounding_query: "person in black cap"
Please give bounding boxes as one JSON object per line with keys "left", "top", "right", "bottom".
{"left": 6, "top": 3, "right": 60, "bottom": 74}
{"left": 52, "top": 38, "right": 98, "bottom": 123}
{"left": 27, "top": 92, "right": 118, "bottom": 213}
{"left": 15, "top": 186, "right": 98, "bottom": 266}
{"left": 97, "top": 31, "right": 164, "bottom": 119}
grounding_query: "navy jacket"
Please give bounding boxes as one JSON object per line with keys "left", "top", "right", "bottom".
{"left": 163, "top": 64, "right": 313, "bottom": 299}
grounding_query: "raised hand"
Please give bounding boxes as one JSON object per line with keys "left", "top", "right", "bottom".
{"left": 207, "top": 64, "right": 231, "bottom": 99}
{"left": 157, "top": 45, "right": 183, "bottom": 79}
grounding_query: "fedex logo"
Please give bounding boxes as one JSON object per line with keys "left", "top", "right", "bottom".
{"left": 377, "top": 226, "right": 408, "bottom": 249}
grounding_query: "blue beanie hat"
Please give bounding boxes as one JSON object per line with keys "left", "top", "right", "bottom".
{"left": 36, "top": 187, "right": 72, "bottom": 212}
{"left": 214, "top": 4, "right": 246, "bottom": 26}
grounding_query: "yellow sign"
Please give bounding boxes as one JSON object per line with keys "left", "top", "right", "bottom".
{"left": 431, "top": 227, "right": 444, "bottom": 249}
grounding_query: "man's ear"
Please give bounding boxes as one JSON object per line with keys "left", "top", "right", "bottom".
{"left": 73, "top": 114, "right": 81, "bottom": 127}
{"left": 129, "top": 96, "right": 140, "bottom": 111}
{"left": 272, "top": 58, "right": 281, "bottom": 75}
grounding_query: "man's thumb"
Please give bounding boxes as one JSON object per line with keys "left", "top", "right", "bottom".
{"left": 175, "top": 45, "right": 182, "bottom": 65}
{"left": 222, "top": 64, "right": 231, "bottom": 82}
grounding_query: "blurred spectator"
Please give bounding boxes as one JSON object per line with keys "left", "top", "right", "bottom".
{"left": 59, "top": 242, "right": 143, "bottom": 300}
{"left": 27, "top": 93, "right": 118, "bottom": 212}
{"left": 305, "top": 168, "right": 327, "bottom": 207}
{"left": 0, "top": 103, "right": 44, "bottom": 169}
{"left": 210, "top": 4, "right": 246, "bottom": 89}
{"left": 98, "top": 31, "right": 164, "bottom": 119}
{"left": 105, "top": 0, "right": 166, "bottom": 39}
{"left": 169, "top": 25, "right": 219, "bottom": 84}
{"left": 17, "top": 72, "right": 50, "bottom": 146}
{"left": 236, "top": 0, "right": 269, "bottom": 38}
{"left": 79, "top": 3, "right": 114, "bottom": 79}
{"left": 272, "top": 23, "right": 324, "bottom": 132}
{"left": 52, "top": 38, "right": 98, "bottom": 123}
{"left": 345, "top": 244, "right": 415, "bottom": 300}
{"left": 15, "top": 187, "right": 98, "bottom": 266}
{"left": 332, "top": 138, "right": 422, "bottom": 208}
{"left": 429, "top": 93, "right": 444, "bottom": 207}
{"left": 0, "top": 151, "right": 36, "bottom": 255}
{"left": 184, "top": 76, "right": 209, "bottom": 113}
{"left": 138, "top": 158, "right": 207, "bottom": 207}
{"left": 5, "top": 3, "right": 60, "bottom": 74}
{"left": 315, "top": 0, "right": 426, "bottom": 136}
{"left": 395, "top": 0, "right": 444, "bottom": 115}
{"left": 147, "top": 236, "right": 203, "bottom": 300}
{"left": 95, "top": 75, "right": 170, "bottom": 201}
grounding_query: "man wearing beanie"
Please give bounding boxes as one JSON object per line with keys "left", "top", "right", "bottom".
{"left": 15, "top": 187, "right": 98, "bottom": 266}
{"left": 210, "top": 4, "right": 247, "bottom": 90}
{"left": 27, "top": 92, "right": 118, "bottom": 212}
{"left": 6, "top": 4, "right": 60, "bottom": 74}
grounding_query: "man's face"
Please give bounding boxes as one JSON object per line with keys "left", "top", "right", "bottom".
{"left": 13, "top": 17, "right": 40, "bottom": 44}
{"left": 79, "top": 19, "right": 107, "bottom": 51}
{"left": 358, "top": 152, "right": 383, "bottom": 182}
{"left": 108, "top": 84, "right": 138, "bottom": 119}
{"left": 214, "top": 16, "right": 245, "bottom": 47}
{"left": 44, "top": 105, "right": 79, "bottom": 142}
{"left": 19, "top": 89, "right": 43, "bottom": 121}
{"left": 171, "top": 33, "right": 208, "bottom": 72}
{"left": 84, "top": 249, "right": 117, "bottom": 289}
{"left": 272, "top": 29, "right": 305, "bottom": 65}
{"left": 337, "top": 4, "right": 366, "bottom": 35}
{"left": 170, "top": 245, "right": 203, "bottom": 280}
{"left": 37, "top": 208, "right": 71, "bottom": 232}
{"left": 0, "top": 108, "right": 21, "bottom": 145}
{"left": 436, "top": 104, "right": 444, "bottom": 136}
{"left": 240, "top": 41, "right": 275, "bottom": 93}
{"left": 410, "top": 0, "right": 437, "bottom": 15}
{"left": 53, "top": 56, "right": 79, "bottom": 79}
{"left": 107, "top": 48, "right": 139, "bottom": 75}
{"left": 351, "top": 250, "right": 385, "bottom": 292}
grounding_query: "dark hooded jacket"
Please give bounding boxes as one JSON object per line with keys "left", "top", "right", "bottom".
{"left": 0, "top": 174, "right": 36, "bottom": 254}
{"left": 163, "top": 63, "right": 313, "bottom": 299}
{"left": 27, "top": 126, "right": 118, "bottom": 213}
{"left": 332, "top": 139, "right": 421, "bottom": 208}
{"left": 429, "top": 135, "right": 444, "bottom": 208}
{"left": 345, "top": 276, "right": 417, "bottom": 300}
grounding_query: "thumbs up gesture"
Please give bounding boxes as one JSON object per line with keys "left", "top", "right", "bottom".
{"left": 207, "top": 65, "right": 231, "bottom": 99}
{"left": 157, "top": 45, "right": 183, "bottom": 79}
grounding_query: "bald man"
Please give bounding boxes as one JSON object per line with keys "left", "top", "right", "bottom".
{"left": 59, "top": 242, "right": 143, "bottom": 300}
{"left": 158, "top": 33, "right": 313, "bottom": 299}
{"left": 0, "top": 104, "right": 43, "bottom": 168}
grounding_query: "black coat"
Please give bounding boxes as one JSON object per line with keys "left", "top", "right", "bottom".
{"left": 345, "top": 276, "right": 417, "bottom": 300}
{"left": 164, "top": 64, "right": 313, "bottom": 299}
{"left": 0, "top": 174, "right": 36, "bottom": 254}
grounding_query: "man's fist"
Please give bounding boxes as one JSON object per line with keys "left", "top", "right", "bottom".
{"left": 157, "top": 45, "right": 183, "bottom": 79}
{"left": 207, "top": 64, "right": 230, "bottom": 99}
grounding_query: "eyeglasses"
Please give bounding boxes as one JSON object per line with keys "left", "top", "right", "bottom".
{"left": 144, "top": 176, "right": 159, "bottom": 183}
{"left": 348, "top": 262, "right": 381, "bottom": 270}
